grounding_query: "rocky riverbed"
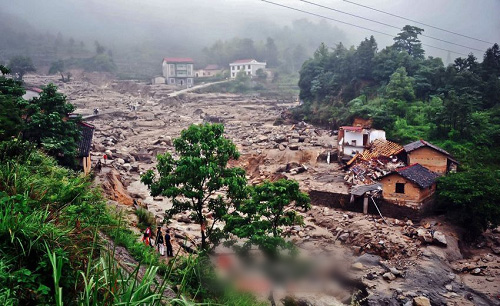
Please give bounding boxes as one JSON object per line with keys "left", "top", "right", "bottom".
{"left": 25, "top": 72, "right": 500, "bottom": 305}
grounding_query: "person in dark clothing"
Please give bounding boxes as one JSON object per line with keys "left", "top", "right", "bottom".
{"left": 156, "top": 227, "right": 165, "bottom": 256}
{"left": 96, "top": 160, "right": 102, "bottom": 172}
{"left": 165, "top": 229, "right": 173, "bottom": 257}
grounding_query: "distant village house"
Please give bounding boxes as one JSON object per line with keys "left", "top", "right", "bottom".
{"left": 162, "top": 57, "right": 194, "bottom": 86}
{"left": 151, "top": 76, "right": 165, "bottom": 85}
{"left": 195, "top": 65, "right": 224, "bottom": 78}
{"left": 229, "top": 59, "right": 266, "bottom": 79}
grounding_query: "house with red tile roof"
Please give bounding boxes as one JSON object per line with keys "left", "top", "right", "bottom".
{"left": 229, "top": 59, "right": 266, "bottom": 79}
{"left": 195, "top": 64, "right": 224, "bottom": 78}
{"left": 162, "top": 57, "right": 194, "bottom": 87}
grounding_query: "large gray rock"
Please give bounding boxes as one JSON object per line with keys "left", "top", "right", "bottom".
{"left": 432, "top": 231, "right": 447, "bottom": 246}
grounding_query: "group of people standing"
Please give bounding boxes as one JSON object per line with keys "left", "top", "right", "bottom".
{"left": 142, "top": 226, "right": 173, "bottom": 257}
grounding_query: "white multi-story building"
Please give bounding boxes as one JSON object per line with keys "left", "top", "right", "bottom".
{"left": 162, "top": 57, "right": 194, "bottom": 87}
{"left": 229, "top": 59, "right": 266, "bottom": 79}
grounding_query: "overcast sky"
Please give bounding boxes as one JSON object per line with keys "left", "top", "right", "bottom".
{"left": 2, "top": 0, "right": 499, "bottom": 60}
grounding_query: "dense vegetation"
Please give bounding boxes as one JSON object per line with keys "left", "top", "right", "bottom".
{"left": 296, "top": 26, "right": 500, "bottom": 237}
{"left": 1, "top": 66, "right": 82, "bottom": 167}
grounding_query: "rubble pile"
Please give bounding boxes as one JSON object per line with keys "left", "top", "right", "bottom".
{"left": 344, "top": 139, "right": 405, "bottom": 185}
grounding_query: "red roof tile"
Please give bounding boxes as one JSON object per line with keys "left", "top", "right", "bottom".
{"left": 204, "top": 64, "right": 221, "bottom": 70}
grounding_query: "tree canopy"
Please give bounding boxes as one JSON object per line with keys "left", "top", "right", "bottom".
{"left": 8, "top": 56, "right": 36, "bottom": 81}
{"left": 141, "top": 123, "right": 247, "bottom": 251}
{"left": 224, "top": 179, "right": 310, "bottom": 259}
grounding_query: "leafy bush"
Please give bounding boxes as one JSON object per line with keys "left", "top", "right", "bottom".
{"left": 437, "top": 169, "right": 500, "bottom": 238}
{"left": 135, "top": 207, "right": 156, "bottom": 231}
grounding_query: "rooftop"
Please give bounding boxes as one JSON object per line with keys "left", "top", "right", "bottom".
{"left": 204, "top": 64, "right": 221, "bottom": 70}
{"left": 78, "top": 121, "right": 95, "bottom": 158}
{"left": 347, "top": 139, "right": 404, "bottom": 166}
{"left": 163, "top": 57, "right": 194, "bottom": 63}
{"left": 230, "top": 59, "right": 265, "bottom": 64}
{"left": 395, "top": 164, "right": 439, "bottom": 189}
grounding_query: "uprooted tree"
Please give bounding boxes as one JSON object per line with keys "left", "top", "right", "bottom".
{"left": 141, "top": 123, "right": 247, "bottom": 251}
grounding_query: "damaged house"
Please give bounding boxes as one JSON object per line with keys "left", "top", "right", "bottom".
{"left": 378, "top": 164, "right": 439, "bottom": 210}
{"left": 337, "top": 126, "right": 387, "bottom": 161}
{"left": 402, "top": 140, "right": 458, "bottom": 175}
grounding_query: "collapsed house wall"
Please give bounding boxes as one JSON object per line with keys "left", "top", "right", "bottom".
{"left": 309, "top": 190, "right": 436, "bottom": 221}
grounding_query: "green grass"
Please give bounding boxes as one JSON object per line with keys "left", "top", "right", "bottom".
{"left": 0, "top": 139, "right": 264, "bottom": 305}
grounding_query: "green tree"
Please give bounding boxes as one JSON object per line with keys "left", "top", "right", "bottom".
{"left": 353, "top": 36, "right": 377, "bottom": 79}
{"left": 256, "top": 68, "right": 267, "bottom": 81}
{"left": 0, "top": 65, "right": 25, "bottom": 140}
{"left": 264, "top": 37, "right": 279, "bottom": 67}
{"left": 224, "top": 179, "right": 310, "bottom": 259}
{"left": 8, "top": 56, "right": 36, "bottom": 81}
{"left": 437, "top": 169, "right": 500, "bottom": 239}
{"left": 22, "top": 84, "right": 82, "bottom": 167}
{"left": 141, "top": 123, "right": 247, "bottom": 251}
{"left": 48, "top": 60, "right": 71, "bottom": 83}
{"left": 385, "top": 67, "right": 415, "bottom": 101}
{"left": 393, "top": 25, "right": 425, "bottom": 59}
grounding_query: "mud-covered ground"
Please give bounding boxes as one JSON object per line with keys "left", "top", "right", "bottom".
{"left": 25, "top": 73, "right": 500, "bottom": 305}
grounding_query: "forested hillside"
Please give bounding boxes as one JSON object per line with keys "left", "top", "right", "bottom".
{"left": 296, "top": 26, "right": 500, "bottom": 168}
{"left": 295, "top": 26, "right": 500, "bottom": 236}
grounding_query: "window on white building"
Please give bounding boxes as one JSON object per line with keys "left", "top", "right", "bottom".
{"left": 248, "top": 65, "right": 251, "bottom": 69}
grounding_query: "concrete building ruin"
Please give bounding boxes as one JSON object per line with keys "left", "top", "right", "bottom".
{"left": 338, "top": 126, "right": 386, "bottom": 161}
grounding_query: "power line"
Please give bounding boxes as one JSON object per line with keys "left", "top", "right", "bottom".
{"left": 299, "top": 0, "right": 484, "bottom": 52}
{"left": 259, "top": 0, "right": 469, "bottom": 56}
{"left": 343, "top": 0, "right": 495, "bottom": 45}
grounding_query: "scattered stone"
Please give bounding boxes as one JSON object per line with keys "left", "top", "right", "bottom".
{"left": 351, "top": 262, "right": 364, "bottom": 270}
{"left": 416, "top": 229, "right": 433, "bottom": 243}
{"left": 278, "top": 144, "right": 286, "bottom": 151}
{"left": 445, "top": 284, "right": 453, "bottom": 291}
{"left": 471, "top": 268, "right": 482, "bottom": 275}
{"left": 432, "top": 231, "right": 447, "bottom": 246}
{"left": 338, "top": 232, "right": 349, "bottom": 242}
{"left": 383, "top": 272, "right": 396, "bottom": 281}
{"left": 413, "top": 296, "right": 431, "bottom": 306}
{"left": 389, "top": 267, "right": 402, "bottom": 276}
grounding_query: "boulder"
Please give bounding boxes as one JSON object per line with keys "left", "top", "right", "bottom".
{"left": 278, "top": 144, "right": 286, "bottom": 151}
{"left": 413, "top": 296, "right": 431, "bottom": 306}
{"left": 338, "top": 232, "right": 349, "bottom": 242}
{"left": 351, "top": 262, "right": 364, "bottom": 270}
{"left": 122, "top": 163, "right": 132, "bottom": 172}
{"left": 383, "top": 272, "right": 396, "bottom": 281}
{"left": 417, "top": 229, "right": 433, "bottom": 243}
{"left": 432, "top": 231, "right": 447, "bottom": 246}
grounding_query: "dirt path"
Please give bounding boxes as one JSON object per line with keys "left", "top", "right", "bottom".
{"left": 167, "top": 80, "right": 229, "bottom": 97}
